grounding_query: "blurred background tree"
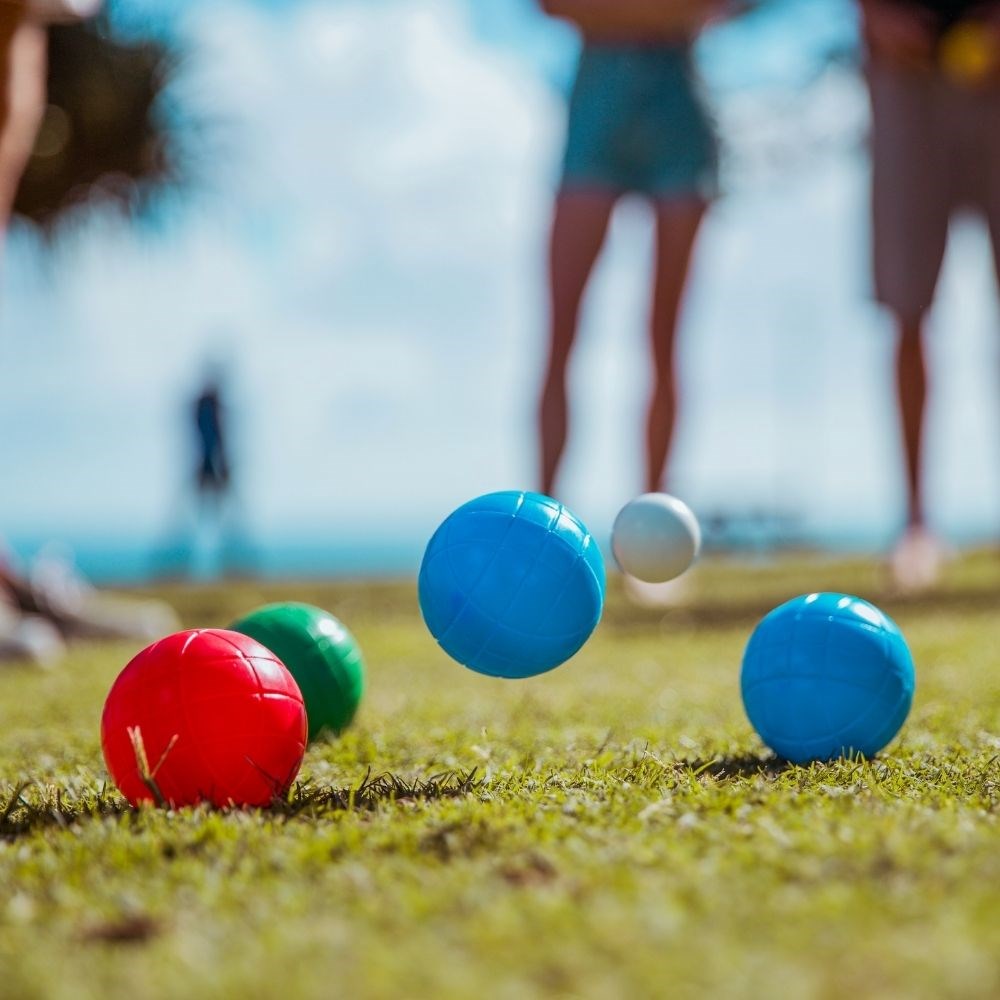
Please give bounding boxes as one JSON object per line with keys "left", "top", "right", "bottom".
{"left": 13, "top": 12, "right": 181, "bottom": 233}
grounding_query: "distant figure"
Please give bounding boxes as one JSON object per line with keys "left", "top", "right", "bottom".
{"left": 193, "top": 378, "right": 231, "bottom": 506}
{"left": 150, "top": 369, "right": 247, "bottom": 581}
{"left": 158, "top": 367, "right": 253, "bottom": 579}
{"left": 538, "top": 1, "right": 728, "bottom": 497}
{"left": 861, "top": 0, "right": 1000, "bottom": 589}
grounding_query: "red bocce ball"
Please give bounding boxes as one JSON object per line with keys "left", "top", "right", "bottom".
{"left": 101, "top": 629, "right": 307, "bottom": 808}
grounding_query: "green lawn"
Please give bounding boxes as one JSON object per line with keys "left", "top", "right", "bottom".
{"left": 1, "top": 555, "right": 999, "bottom": 999}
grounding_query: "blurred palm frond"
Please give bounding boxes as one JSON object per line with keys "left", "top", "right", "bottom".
{"left": 13, "top": 18, "right": 183, "bottom": 233}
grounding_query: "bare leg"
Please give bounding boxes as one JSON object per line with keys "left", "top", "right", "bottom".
{"left": 539, "top": 188, "right": 616, "bottom": 496}
{"left": 645, "top": 197, "right": 706, "bottom": 494}
{"left": 0, "top": 16, "right": 46, "bottom": 252}
{"left": 896, "top": 315, "right": 926, "bottom": 528}
{"left": 889, "top": 312, "right": 944, "bottom": 590}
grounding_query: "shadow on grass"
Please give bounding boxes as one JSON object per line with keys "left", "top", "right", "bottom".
{"left": 686, "top": 755, "right": 794, "bottom": 780}
{"left": 0, "top": 782, "right": 131, "bottom": 841}
{"left": 0, "top": 770, "right": 482, "bottom": 841}
{"left": 278, "top": 768, "right": 482, "bottom": 818}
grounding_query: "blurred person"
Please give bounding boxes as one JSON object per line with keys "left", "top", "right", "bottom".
{"left": 153, "top": 367, "right": 253, "bottom": 581}
{"left": 861, "top": 0, "right": 1000, "bottom": 589}
{"left": 538, "top": 1, "right": 729, "bottom": 498}
{"left": 194, "top": 375, "right": 232, "bottom": 512}
{"left": 189, "top": 369, "right": 258, "bottom": 578}
{"left": 0, "top": 540, "right": 178, "bottom": 667}
{"left": 0, "top": 552, "right": 64, "bottom": 666}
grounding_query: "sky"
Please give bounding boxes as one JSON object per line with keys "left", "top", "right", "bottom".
{"left": 2, "top": 0, "right": 1000, "bottom": 580}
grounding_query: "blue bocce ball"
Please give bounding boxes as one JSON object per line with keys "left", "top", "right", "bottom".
{"left": 418, "top": 491, "right": 606, "bottom": 679}
{"left": 741, "top": 593, "right": 915, "bottom": 764}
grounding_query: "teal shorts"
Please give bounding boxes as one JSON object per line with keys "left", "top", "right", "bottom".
{"left": 561, "top": 43, "right": 718, "bottom": 199}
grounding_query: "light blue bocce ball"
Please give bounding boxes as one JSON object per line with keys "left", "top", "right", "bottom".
{"left": 741, "top": 593, "right": 915, "bottom": 764}
{"left": 418, "top": 491, "right": 606, "bottom": 679}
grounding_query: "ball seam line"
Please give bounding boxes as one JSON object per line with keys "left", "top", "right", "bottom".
{"left": 463, "top": 511, "right": 563, "bottom": 666}
{"left": 434, "top": 492, "right": 527, "bottom": 649}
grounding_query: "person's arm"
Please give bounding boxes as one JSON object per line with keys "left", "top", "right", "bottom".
{"left": 0, "top": 2, "right": 46, "bottom": 235}
{"left": 859, "top": 0, "right": 936, "bottom": 69}
{"left": 0, "top": 2, "right": 27, "bottom": 118}
{"left": 540, "top": 0, "right": 725, "bottom": 39}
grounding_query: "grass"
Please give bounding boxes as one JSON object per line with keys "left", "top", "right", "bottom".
{"left": 1, "top": 553, "right": 999, "bottom": 999}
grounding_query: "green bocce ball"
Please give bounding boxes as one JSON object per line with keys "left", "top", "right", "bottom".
{"left": 230, "top": 603, "right": 365, "bottom": 741}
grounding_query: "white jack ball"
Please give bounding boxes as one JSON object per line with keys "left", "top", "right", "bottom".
{"left": 611, "top": 494, "right": 701, "bottom": 583}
